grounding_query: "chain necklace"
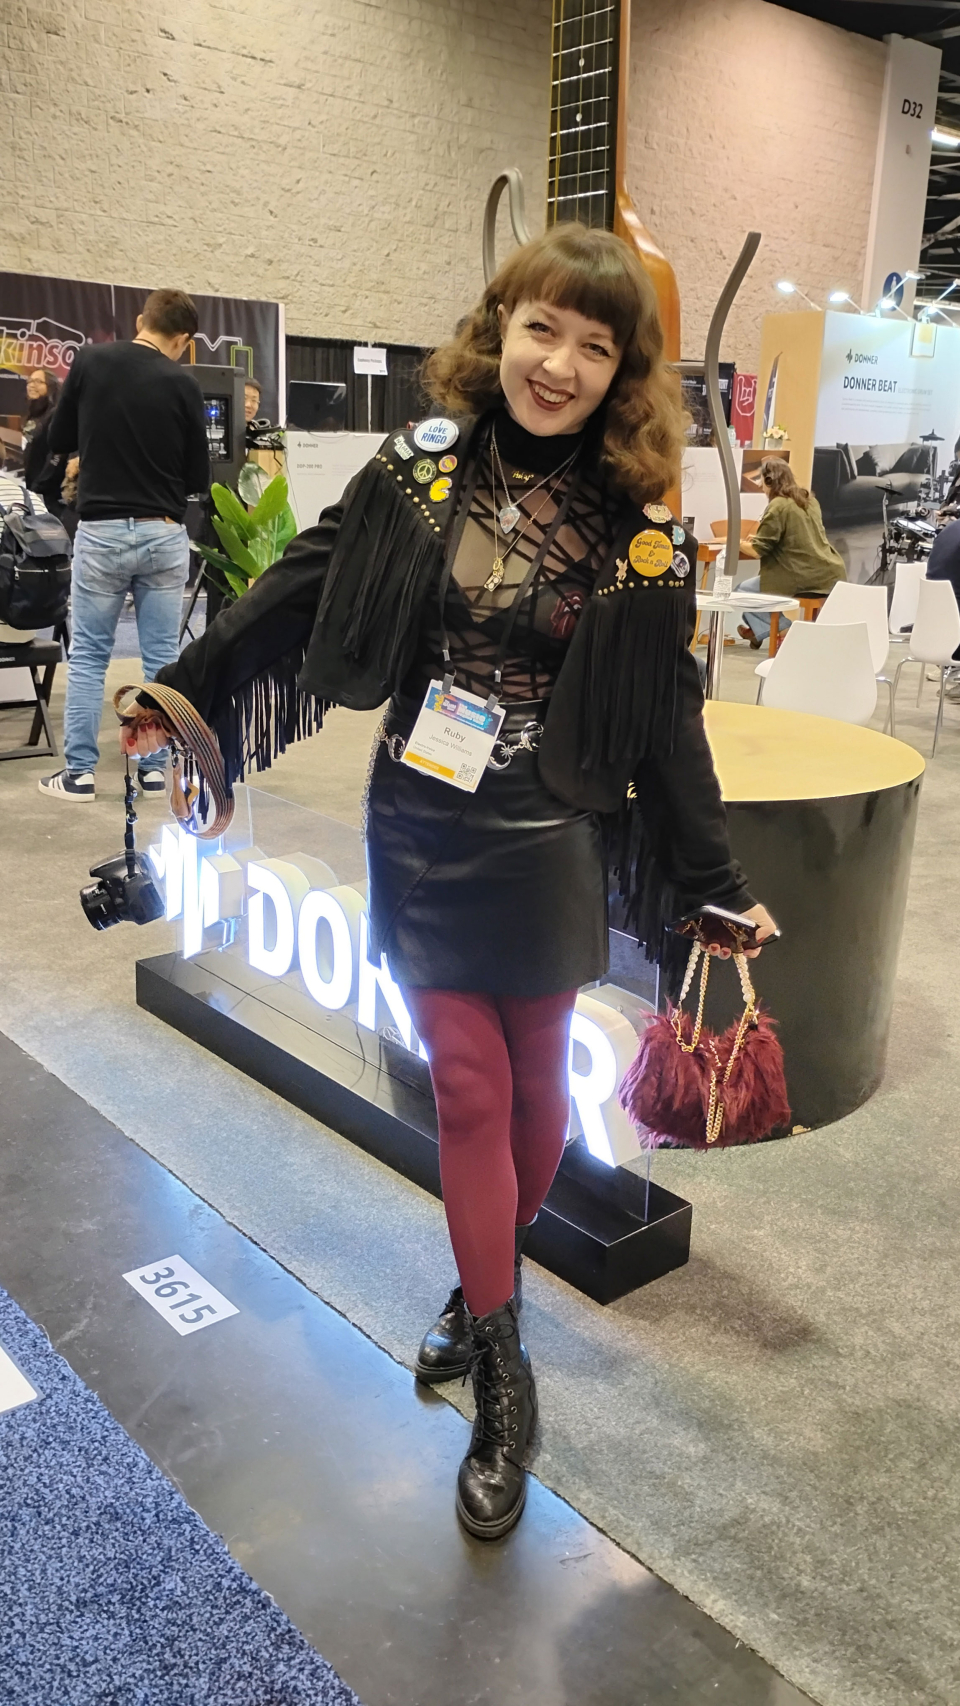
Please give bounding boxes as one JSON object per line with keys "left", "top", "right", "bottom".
{"left": 485, "top": 428, "right": 579, "bottom": 593}
{"left": 491, "top": 426, "right": 578, "bottom": 533}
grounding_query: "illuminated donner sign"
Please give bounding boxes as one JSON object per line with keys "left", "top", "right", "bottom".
{"left": 148, "top": 826, "right": 644, "bottom": 1168}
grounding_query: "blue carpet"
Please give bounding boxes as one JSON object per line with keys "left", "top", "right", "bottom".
{"left": 0, "top": 1287, "right": 362, "bottom": 1706}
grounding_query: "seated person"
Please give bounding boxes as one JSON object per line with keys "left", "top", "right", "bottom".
{"left": 737, "top": 459, "right": 846, "bottom": 648}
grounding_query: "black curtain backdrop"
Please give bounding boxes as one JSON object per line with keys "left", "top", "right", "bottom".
{"left": 285, "top": 337, "right": 432, "bottom": 433}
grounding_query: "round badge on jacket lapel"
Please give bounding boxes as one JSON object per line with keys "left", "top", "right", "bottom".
{"left": 643, "top": 501, "right": 672, "bottom": 525}
{"left": 628, "top": 529, "right": 673, "bottom": 577}
{"left": 438, "top": 454, "right": 458, "bottom": 473}
{"left": 671, "top": 550, "right": 690, "bottom": 578}
{"left": 673, "top": 524, "right": 685, "bottom": 546}
{"left": 429, "top": 476, "right": 452, "bottom": 502}
{"left": 414, "top": 417, "right": 459, "bottom": 452}
{"left": 412, "top": 459, "right": 437, "bottom": 484}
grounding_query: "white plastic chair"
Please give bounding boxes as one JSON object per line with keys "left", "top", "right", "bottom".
{"left": 816, "top": 583, "right": 895, "bottom": 734}
{"left": 758, "top": 620, "right": 878, "bottom": 724}
{"left": 891, "top": 577, "right": 960, "bottom": 755}
{"left": 754, "top": 582, "right": 898, "bottom": 729}
{"left": 888, "top": 561, "right": 924, "bottom": 639}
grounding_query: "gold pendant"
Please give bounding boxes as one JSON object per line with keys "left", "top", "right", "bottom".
{"left": 484, "top": 557, "right": 505, "bottom": 592}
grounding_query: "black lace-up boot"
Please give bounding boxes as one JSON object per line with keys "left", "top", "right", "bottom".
{"left": 414, "top": 1285, "right": 472, "bottom": 1384}
{"left": 456, "top": 1298, "right": 537, "bottom": 1540}
{"left": 415, "top": 1222, "right": 534, "bottom": 1385}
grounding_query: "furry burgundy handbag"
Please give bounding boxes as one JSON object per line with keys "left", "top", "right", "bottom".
{"left": 619, "top": 942, "right": 790, "bottom": 1149}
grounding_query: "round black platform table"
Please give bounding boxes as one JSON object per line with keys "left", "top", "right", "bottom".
{"left": 701, "top": 702, "right": 925, "bottom": 1131}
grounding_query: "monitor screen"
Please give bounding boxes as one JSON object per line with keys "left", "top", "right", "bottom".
{"left": 287, "top": 381, "right": 347, "bottom": 433}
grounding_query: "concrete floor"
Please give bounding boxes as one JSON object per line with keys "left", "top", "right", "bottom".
{"left": 2, "top": 620, "right": 959, "bottom": 1706}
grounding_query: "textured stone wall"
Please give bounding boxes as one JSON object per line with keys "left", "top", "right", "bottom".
{"left": 1, "top": 0, "right": 552, "bottom": 344}
{"left": 627, "top": 0, "right": 887, "bottom": 369}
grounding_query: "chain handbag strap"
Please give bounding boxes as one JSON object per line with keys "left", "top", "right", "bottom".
{"left": 672, "top": 942, "right": 758, "bottom": 1144}
{"left": 113, "top": 684, "right": 234, "bottom": 839}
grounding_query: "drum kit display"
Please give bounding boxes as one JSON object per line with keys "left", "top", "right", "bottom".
{"left": 870, "top": 430, "right": 953, "bottom": 586}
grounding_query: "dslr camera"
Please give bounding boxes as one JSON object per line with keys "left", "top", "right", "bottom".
{"left": 80, "top": 850, "right": 164, "bottom": 930}
{"left": 79, "top": 765, "right": 164, "bottom": 930}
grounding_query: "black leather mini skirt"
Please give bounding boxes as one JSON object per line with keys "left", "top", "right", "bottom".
{"left": 365, "top": 695, "right": 608, "bottom": 997}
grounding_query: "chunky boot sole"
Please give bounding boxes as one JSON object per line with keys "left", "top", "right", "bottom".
{"left": 456, "top": 1476, "right": 527, "bottom": 1540}
{"left": 413, "top": 1352, "right": 469, "bottom": 1385}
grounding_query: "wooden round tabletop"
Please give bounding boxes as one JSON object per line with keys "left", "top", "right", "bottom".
{"left": 703, "top": 701, "right": 925, "bottom": 803}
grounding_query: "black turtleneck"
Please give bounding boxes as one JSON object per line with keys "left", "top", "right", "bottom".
{"left": 492, "top": 406, "right": 587, "bottom": 478}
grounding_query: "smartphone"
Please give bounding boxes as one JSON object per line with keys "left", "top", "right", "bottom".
{"left": 668, "top": 905, "right": 777, "bottom": 953}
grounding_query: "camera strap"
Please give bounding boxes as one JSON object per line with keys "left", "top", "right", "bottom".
{"left": 114, "top": 683, "right": 234, "bottom": 839}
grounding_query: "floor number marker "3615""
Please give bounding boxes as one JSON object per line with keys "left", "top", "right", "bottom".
{"left": 122, "top": 1255, "right": 239, "bottom": 1336}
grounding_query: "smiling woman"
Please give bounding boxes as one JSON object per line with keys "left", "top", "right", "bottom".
{"left": 123, "top": 221, "right": 776, "bottom": 1546}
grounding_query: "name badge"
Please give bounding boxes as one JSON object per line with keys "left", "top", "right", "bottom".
{"left": 401, "top": 680, "right": 505, "bottom": 793}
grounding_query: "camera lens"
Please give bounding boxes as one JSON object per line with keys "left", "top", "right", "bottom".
{"left": 80, "top": 880, "right": 119, "bottom": 931}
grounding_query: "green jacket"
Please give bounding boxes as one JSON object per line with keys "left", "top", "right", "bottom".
{"left": 752, "top": 494, "right": 846, "bottom": 596}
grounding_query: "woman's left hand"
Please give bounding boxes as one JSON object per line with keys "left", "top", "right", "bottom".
{"left": 706, "top": 902, "right": 778, "bottom": 960}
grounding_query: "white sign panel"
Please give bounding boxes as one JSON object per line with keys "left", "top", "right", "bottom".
{"left": 0, "top": 1342, "right": 38, "bottom": 1415}
{"left": 352, "top": 345, "right": 388, "bottom": 376}
{"left": 862, "top": 34, "right": 941, "bottom": 314}
{"left": 284, "top": 430, "right": 383, "bottom": 531}
{"left": 122, "top": 1255, "right": 239, "bottom": 1336}
{"left": 813, "top": 310, "right": 960, "bottom": 448}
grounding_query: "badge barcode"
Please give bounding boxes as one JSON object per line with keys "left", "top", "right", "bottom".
{"left": 456, "top": 763, "right": 476, "bottom": 783}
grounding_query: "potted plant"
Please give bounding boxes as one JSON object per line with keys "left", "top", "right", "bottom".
{"left": 196, "top": 463, "right": 298, "bottom": 602}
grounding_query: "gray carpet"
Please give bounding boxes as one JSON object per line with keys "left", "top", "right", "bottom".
{"left": 0, "top": 1286, "right": 362, "bottom": 1706}
{"left": 1, "top": 651, "right": 959, "bottom": 1706}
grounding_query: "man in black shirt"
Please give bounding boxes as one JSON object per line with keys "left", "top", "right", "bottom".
{"left": 39, "top": 288, "right": 210, "bottom": 801}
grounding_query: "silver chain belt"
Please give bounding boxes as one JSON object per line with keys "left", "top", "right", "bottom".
{"left": 380, "top": 717, "right": 543, "bottom": 771}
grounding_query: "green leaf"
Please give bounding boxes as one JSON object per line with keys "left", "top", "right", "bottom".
{"left": 222, "top": 565, "right": 252, "bottom": 598}
{"left": 211, "top": 482, "right": 254, "bottom": 541}
{"left": 237, "top": 460, "right": 271, "bottom": 505}
{"left": 196, "top": 547, "right": 246, "bottom": 602}
{"left": 249, "top": 474, "right": 290, "bottom": 529}
{"left": 195, "top": 543, "right": 238, "bottom": 577}
{"left": 212, "top": 515, "right": 260, "bottom": 575}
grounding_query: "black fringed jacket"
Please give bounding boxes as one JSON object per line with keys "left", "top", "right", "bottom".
{"left": 148, "top": 413, "right": 754, "bottom": 948}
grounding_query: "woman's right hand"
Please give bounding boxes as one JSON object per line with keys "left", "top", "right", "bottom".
{"left": 119, "top": 707, "right": 174, "bottom": 759}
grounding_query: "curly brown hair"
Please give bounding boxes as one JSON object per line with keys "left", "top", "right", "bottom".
{"left": 760, "top": 457, "right": 811, "bottom": 509}
{"left": 422, "top": 224, "right": 685, "bottom": 504}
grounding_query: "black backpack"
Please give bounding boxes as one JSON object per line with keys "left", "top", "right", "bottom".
{"left": 0, "top": 490, "right": 71, "bottom": 630}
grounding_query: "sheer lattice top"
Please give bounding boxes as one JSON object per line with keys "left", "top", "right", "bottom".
{"left": 403, "top": 411, "right": 616, "bottom": 704}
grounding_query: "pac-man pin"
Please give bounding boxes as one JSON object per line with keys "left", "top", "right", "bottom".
{"left": 413, "top": 459, "right": 437, "bottom": 484}
{"left": 429, "top": 476, "right": 452, "bottom": 502}
{"left": 643, "top": 502, "right": 672, "bottom": 525}
{"left": 628, "top": 529, "right": 673, "bottom": 577}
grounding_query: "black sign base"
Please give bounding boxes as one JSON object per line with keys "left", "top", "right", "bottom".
{"left": 136, "top": 952, "right": 691, "bottom": 1305}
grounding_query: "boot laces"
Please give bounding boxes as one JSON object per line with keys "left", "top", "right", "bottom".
{"left": 464, "top": 1335, "right": 517, "bottom": 1447}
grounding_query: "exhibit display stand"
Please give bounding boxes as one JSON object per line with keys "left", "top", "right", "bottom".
{"left": 135, "top": 788, "right": 691, "bottom": 1306}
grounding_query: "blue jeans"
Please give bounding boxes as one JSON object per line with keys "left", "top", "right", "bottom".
{"left": 738, "top": 575, "right": 792, "bottom": 645}
{"left": 64, "top": 519, "right": 189, "bottom": 774}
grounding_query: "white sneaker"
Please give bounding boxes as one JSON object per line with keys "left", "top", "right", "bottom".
{"left": 38, "top": 769, "right": 95, "bottom": 802}
{"left": 137, "top": 768, "right": 166, "bottom": 793}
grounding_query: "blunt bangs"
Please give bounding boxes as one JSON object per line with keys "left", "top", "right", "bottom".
{"left": 499, "top": 239, "right": 645, "bottom": 351}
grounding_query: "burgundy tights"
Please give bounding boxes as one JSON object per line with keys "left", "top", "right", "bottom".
{"left": 403, "top": 986, "right": 578, "bottom": 1318}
